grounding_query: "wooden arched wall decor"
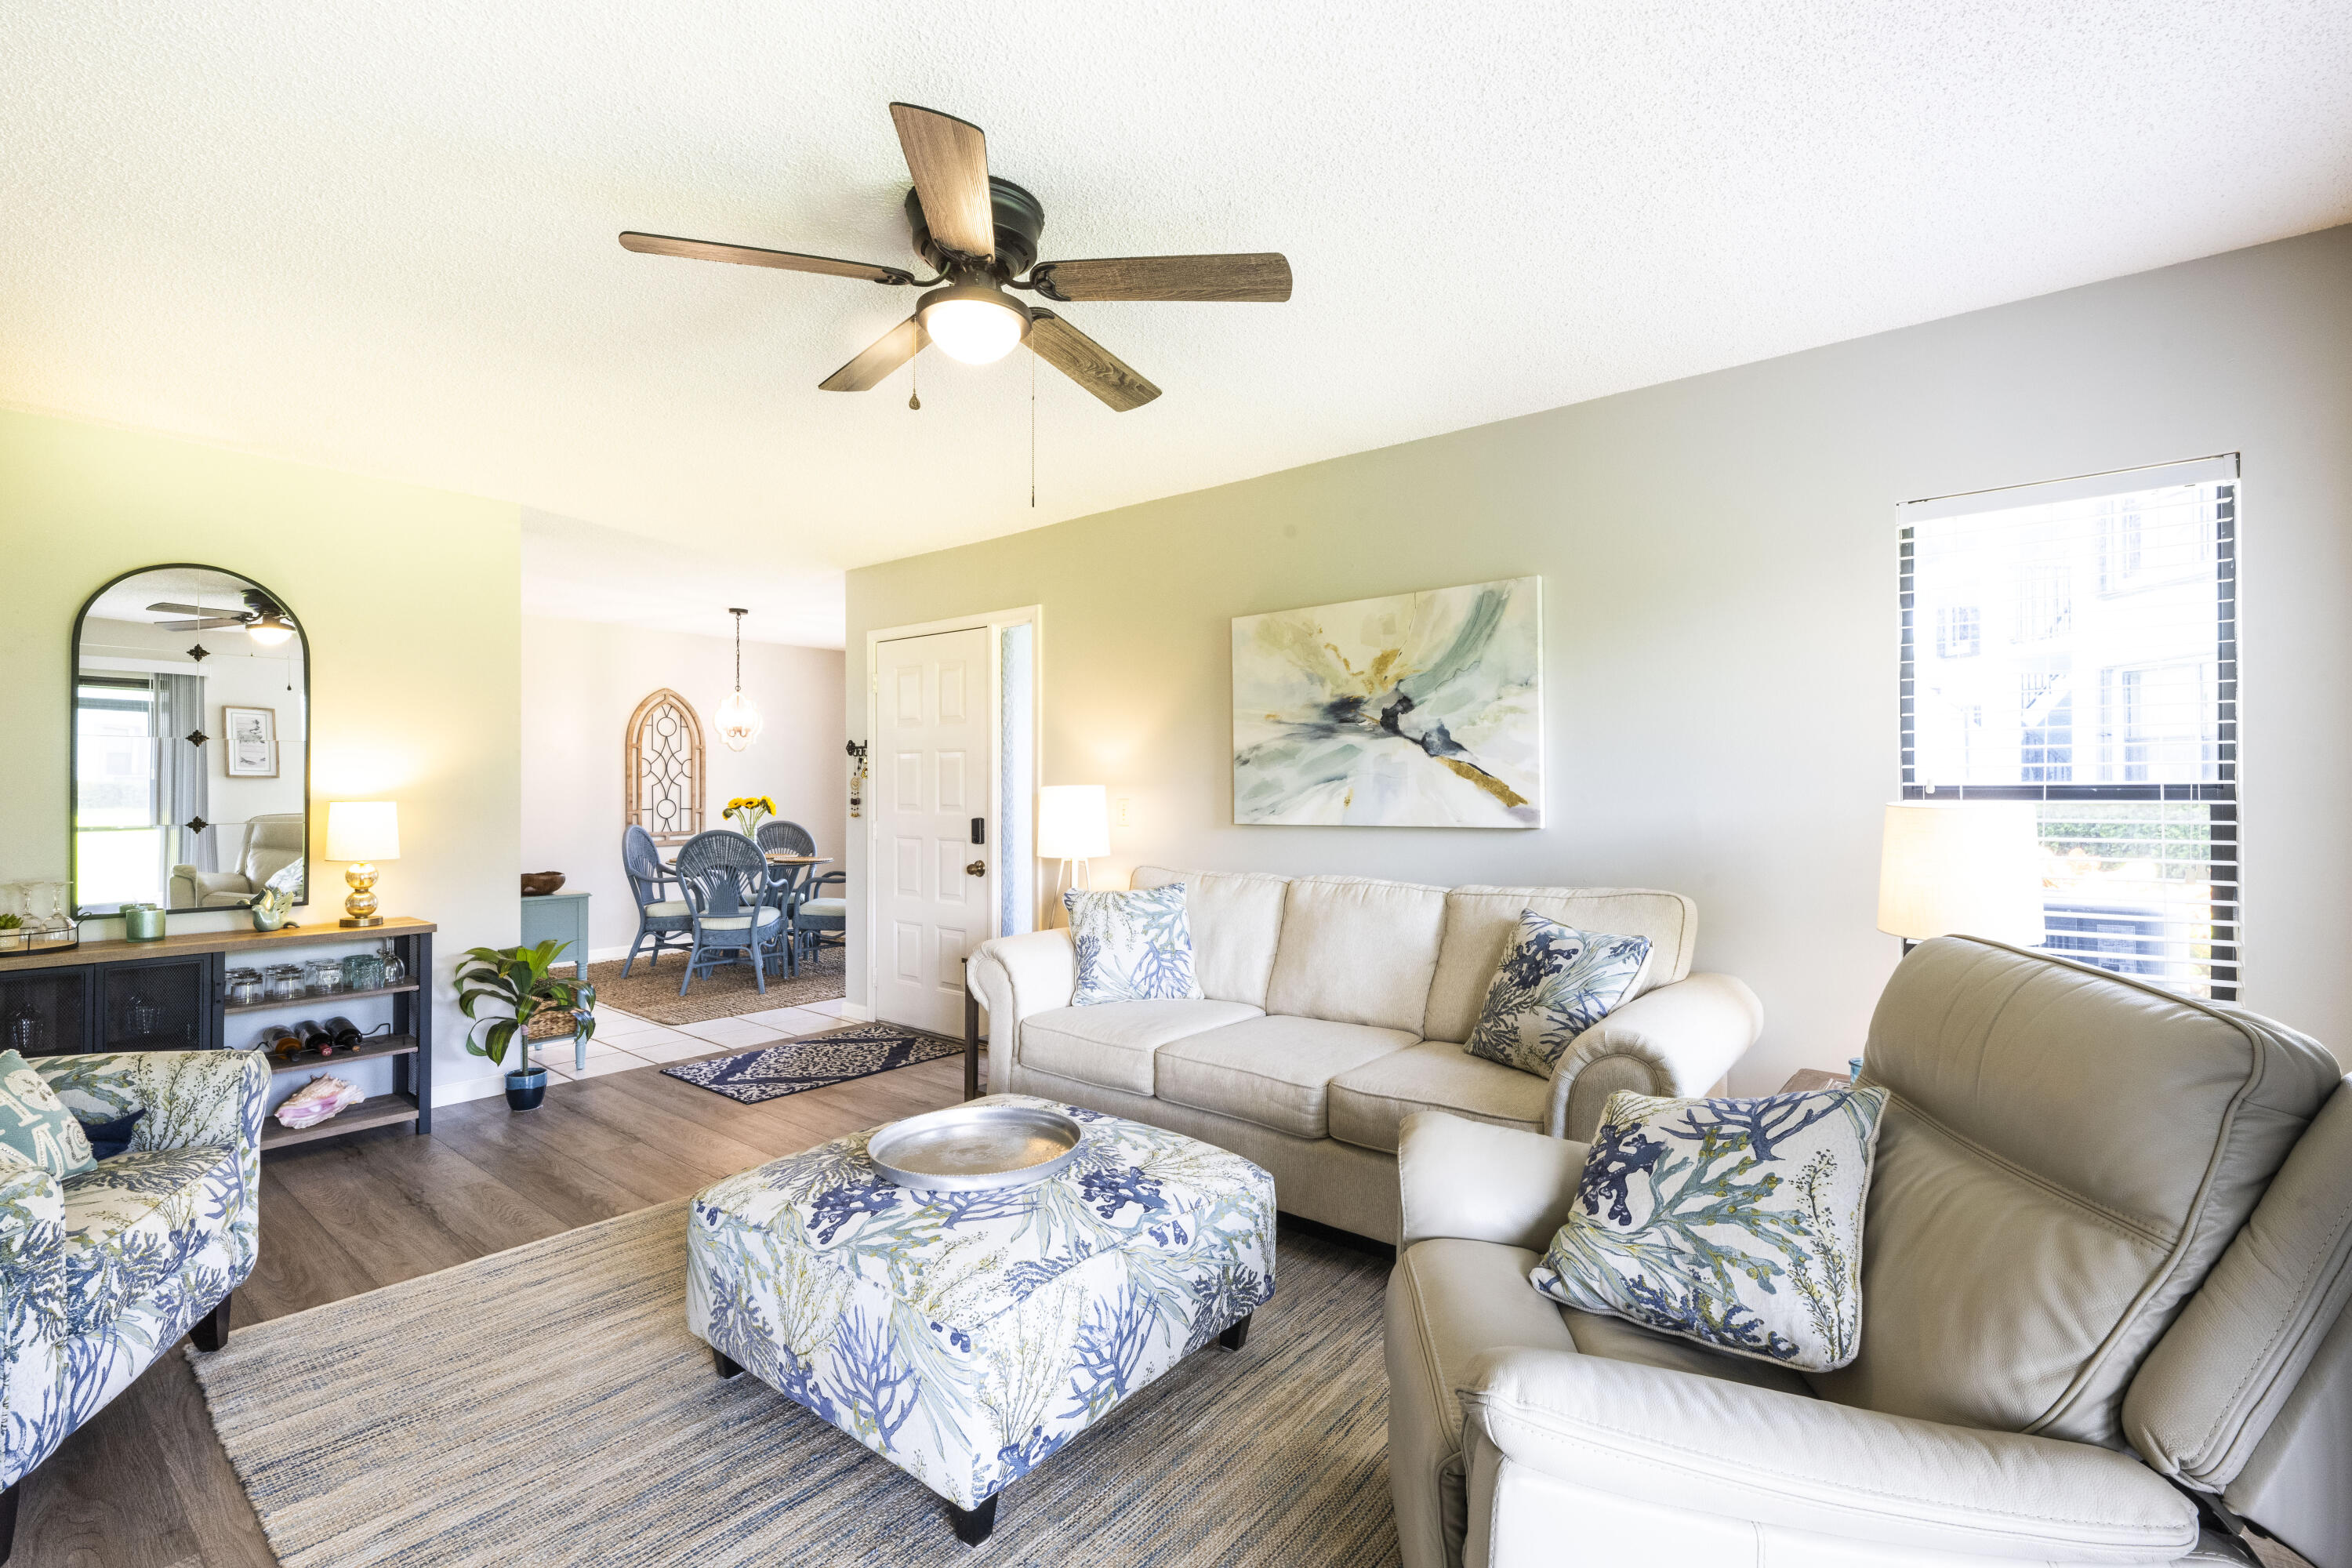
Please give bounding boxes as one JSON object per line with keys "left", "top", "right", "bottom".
{"left": 625, "top": 688, "right": 706, "bottom": 844}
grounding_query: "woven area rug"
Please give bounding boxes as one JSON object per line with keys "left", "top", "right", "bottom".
{"left": 190, "top": 1202, "right": 1399, "bottom": 1567}
{"left": 661, "top": 1025, "right": 960, "bottom": 1103}
{"left": 573, "top": 945, "right": 846, "bottom": 1026}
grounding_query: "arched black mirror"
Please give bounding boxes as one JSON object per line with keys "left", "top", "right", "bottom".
{"left": 71, "top": 564, "right": 310, "bottom": 917}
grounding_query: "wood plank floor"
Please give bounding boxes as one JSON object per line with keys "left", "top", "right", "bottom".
{"left": 17, "top": 1049, "right": 2319, "bottom": 1568}
{"left": 15, "top": 1047, "right": 968, "bottom": 1568}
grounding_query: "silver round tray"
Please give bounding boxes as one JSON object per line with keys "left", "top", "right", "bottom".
{"left": 867, "top": 1103, "right": 1086, "bottom": 1192}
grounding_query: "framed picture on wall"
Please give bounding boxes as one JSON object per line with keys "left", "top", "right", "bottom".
{"left": 223, "top": 706, "right": 278, "bottom": 778}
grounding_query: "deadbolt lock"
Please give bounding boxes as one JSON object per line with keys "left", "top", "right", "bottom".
{"left": 964, "top": 860, "right": 986, "bottom": 877}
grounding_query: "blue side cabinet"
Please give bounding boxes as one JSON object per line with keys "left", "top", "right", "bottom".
{"left": 520, "top": 891, "right": 592, "bottom": 1070}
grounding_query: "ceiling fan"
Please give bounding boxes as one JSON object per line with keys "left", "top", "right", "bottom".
{"left": 150, "top": 590, "right": 298, "bottom": 646}
{"left": 619, "top": 103, "right": 1292, "bottom": 412}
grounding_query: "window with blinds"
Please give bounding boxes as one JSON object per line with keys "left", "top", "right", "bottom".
{"left": 1898, "top": 456, "right": 2238, "bottom": 999}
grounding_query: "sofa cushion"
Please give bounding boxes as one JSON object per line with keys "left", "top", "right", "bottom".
{"left": 1262, "top": 876, "right": 1447, "bottom": 1034}
{"left": 1156, "top": 1014, "right": 1417, "bottom": 1139}
{"left": 1809, "top": 937, "right": 2343, "bottom": 1446}
{"left": 60, "top": 1145, "right": 238, "bottom": 1335}
{"left": 1019, "top": 999, "right": 1264, "bottom": 1095}
{"left": 1064, "top": 884, "right": 1205, "bottom": 1005}
{"left": 1424, "top": 887, "right": 1698, "bottom": 1044}
{"left": 1328, "top": 1040, "right": 1551, "bottom": 1152}
{"left": 1131, "top": 866, "right": 1290, "bottom": 1007}
{"left": 1464, "top": 910, "right": 1653, "bottom": 1077}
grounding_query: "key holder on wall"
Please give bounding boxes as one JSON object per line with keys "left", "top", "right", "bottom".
{"left": 845, "top": 739, "right": 869, "bottom": 819}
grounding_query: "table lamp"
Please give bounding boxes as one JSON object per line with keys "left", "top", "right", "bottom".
{"left": 1037, "top": 786, "right": 1109, "bottom": 910}
{"left": 1877, "top": 800, "right": 2045, "bottom": 949}
{"left": 325, "top": 800, "right": 401, "bottom": 928}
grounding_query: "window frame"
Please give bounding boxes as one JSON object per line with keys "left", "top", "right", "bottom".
{"left": 1898, "top": 470, "right": 2238, "bottom": 1000}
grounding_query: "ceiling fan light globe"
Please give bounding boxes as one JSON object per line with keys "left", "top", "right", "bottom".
{"left": 919, "top": 288, "right": 1029, "bottom": 365}
{"left": 246, "top": 615, "right": 295, "bottom": 646}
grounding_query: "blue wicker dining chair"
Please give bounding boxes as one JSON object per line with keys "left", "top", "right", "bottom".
{"left": 620, "top": 825, "right": 692, "bottom": 977}
{"left": 673, "top": 830, "right": 789, "bottom": 996}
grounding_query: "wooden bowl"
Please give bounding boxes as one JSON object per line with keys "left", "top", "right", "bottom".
{"left": 521, "top": 872, "right": 566, "bottom": 897}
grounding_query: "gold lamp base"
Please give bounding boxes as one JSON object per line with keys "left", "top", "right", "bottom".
{"left": 339, "top": 862, "right": 384, "bottom": 927}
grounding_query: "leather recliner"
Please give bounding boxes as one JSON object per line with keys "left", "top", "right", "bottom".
{"left": 170, "top": 812, "right": 305, "bottom": 908}
{"left": 1387, "top": 936, "right": 2352, "bottom": 1568}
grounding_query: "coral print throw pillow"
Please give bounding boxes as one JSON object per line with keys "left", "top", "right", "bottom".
{"left": 1064, "top": 884, "right": 1205, "bottom": 1006}
{"left": 1465, "top": 909, "right": 1652, "bottom": 1077}
{"left": 0, "top": 1048, "right": 96, "bottom": 1178}
{"left": 1531, "top": 1084, "right": 1890, "bottom": 1371}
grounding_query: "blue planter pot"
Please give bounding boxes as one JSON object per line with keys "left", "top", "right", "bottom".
{"left": 505, "top": 1066, "right": 550, "bottom": 1112}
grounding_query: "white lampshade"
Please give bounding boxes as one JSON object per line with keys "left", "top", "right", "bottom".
{"left": 1037, "top": 786, "right": 1110, "bottom": 861}
{"left": 325, "top": 800, "right": 401, "bottom": 862}
{"left": 1877, "top": 801, "right": 2042, "bottom": 945}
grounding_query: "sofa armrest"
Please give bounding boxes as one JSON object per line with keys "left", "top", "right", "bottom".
{"left": 36, "top": 1051, "right": 269, "bottom": 1160}
{"left": 1397, "top": 1111, "right": 1589, "bottom": 1251}
{"left": 172, "top": 866, "right": 254, "bottom": 902}
{"left": 964, "top": 928, "right": 1076, "bottom": 1060}
{"left": 1546, "top": 971, "right": 1763, "bottom": 1139}
{"left": 0, "top": 1148, "right": 67, "bottom": 1353}
{"left": 1460, "top": 1348, "right": 2197, "bottom": 1563}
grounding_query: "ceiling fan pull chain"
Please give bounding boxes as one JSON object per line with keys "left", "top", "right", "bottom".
{"left": 1029, "top": 343, "right": 1037, "bottom": 509}
{"left": 907, "top": 353, "right": 920, "bottom": 411}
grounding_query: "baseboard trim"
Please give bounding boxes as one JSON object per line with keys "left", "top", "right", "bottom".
{"left": 837, "top": 1000, "right": 875, "bottom": 1022}
{"left": 433, "top": 1074, "right": 510, "bottom": 1109}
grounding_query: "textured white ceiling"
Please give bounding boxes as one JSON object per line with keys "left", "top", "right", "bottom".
{"left": 5, "top": 2, "right": 2350, "bottom": 649}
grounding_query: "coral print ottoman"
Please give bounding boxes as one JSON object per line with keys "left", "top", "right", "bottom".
{"left": 685, "top": 1095, "right": 1277, "bottom": 1544}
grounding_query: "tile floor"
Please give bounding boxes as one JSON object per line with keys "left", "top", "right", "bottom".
{"left": 530, "top": 1001, "right": 848, "bottom": 1080}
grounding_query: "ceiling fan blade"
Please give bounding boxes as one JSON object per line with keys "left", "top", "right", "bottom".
{"left": 1030, "top": 253, "right": 1292, "bottom": 303}
{"left": 147, "top": 601, "right": 220, "bottom": 617}
{"left": 1028, "top": 310, "right": 1161, "bottom": 412}
{"left": 889, "top": 103, "right": 994, "bottom": 260}
{"left": 619, "top": 231, "right": 915, "bottom": 285}
{"left": 158, "top": 618, "right": 246, "bottom": 631}
{"left": 819, "top": 316, "right": 929, "bottom": 392}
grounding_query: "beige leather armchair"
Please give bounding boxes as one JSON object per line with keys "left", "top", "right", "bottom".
{"left": 1388, "top": 936, "right": 2352, "bottom": 1568}
{"left": 171, "top": 813, "right": 304, "bottom": 908}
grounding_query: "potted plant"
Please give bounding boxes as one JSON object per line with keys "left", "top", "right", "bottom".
{"left": 455, "top": 938, "right": 596, "bottom": 1111}
{"left": 723, "top": 794, "right": 776, "bottom": 839}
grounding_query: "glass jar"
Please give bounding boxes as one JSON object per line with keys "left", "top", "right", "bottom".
{"left": 225, "top": 968, "right": 264, "bottom": 1006}
{"left": 265, "top": 964, "right": 305, "bottom": 1003}
{"left": 341, "top": 952, "right": 385, "bottom": 993}
{"left": 378, "top": 940, "right": 407, "bottom": 988}
{"left": 303, "top": 958, "right": 344, "bottom": 996}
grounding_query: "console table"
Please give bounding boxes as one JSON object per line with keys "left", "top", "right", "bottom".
{"left": 0, "top": 916, "right": 435, "bottom": 1149}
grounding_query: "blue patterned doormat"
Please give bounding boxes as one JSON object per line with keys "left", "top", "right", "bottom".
{"left": 659, "top": 1025, "right": 961, "bottom": 1103}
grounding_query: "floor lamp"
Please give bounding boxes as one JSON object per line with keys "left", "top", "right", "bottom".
{"left": 1038, "top": 786, "right": 1110, "bottom": 922}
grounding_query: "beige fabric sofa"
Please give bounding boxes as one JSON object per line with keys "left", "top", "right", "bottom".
{"left": 1388, "top": 935, "right": 2352, "bottom": 1568}
{"left": 964, "top": 867, "right": 1762, "bottom": 1245}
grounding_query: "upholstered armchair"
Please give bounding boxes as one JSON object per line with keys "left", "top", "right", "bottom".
{"left": 0, "top": 1050, "right": 267, "bottom": 1560}
{"left": 1388, "top": 937, "right": 2352, "bottom": 1568}
{"left": 171, "top": 812, "right": 306, "bottom": 908}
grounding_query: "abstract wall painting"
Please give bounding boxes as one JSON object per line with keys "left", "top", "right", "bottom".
{"left": 1232, "top": 576, "right": 1541, "bottom": 828}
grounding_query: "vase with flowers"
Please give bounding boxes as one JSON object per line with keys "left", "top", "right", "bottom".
{"left": 724, "top": 795, "right": 776, "bottom": 840}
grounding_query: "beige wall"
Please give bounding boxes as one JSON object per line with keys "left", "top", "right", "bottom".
{"left": 1, "top": 405, "right": 524, "bottom": 1105}
{"left": 518, "top": 615, "right": 845, "bottom": 959}
{"left": 846, "top": 224, "right": 2352, "bottom": 1089}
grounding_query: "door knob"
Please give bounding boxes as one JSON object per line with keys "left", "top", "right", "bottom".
{"left": 964, "top": 860, "right": 986, "bottom": 877}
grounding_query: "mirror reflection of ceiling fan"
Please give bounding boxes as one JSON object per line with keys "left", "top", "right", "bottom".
{"left": 619, "top": 102, "right": 1292, "bottom": 412}
{"left": 150, "top": 590, "right": 298, "bottom": 646}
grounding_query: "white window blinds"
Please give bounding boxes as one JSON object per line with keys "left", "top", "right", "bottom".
{"left": 1899, "top": 456, "right": 2238, "bottom": 999}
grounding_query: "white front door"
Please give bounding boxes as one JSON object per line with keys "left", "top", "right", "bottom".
{"left": 873, "top": 626, "right": 994, "bottom": 1035}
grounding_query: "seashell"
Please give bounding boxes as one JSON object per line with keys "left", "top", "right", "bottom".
{"left": 275, "top": 1074, "right": 364, "bottom": 1130}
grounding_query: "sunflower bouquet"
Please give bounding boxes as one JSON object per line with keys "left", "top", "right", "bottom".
{"left": 724, "top": 794, "right": 777, "bottom": 838}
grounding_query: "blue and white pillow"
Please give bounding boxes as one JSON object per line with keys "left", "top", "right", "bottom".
{"left": 1065, "top": 884, "right": 1204, "bottom": 1006}
{"left": 1531, "top": 1085, "right": 1890, "bottom": 1370}
{"left": 1465, "top": 909, "right": 1651, "bottom": 1077}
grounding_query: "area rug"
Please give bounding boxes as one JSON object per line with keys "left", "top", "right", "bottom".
{"left": 189, "top": 1201, "right": 1399, "bottom": 1567}
{"left": 660, "top": 1024, "right": 960, "bottom": 1103}
{"left": 572, "top": 944, "right": 846, "bottom": 1026}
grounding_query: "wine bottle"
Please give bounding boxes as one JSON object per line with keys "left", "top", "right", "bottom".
{"left": 321, "top": 1016, "right": 364, "bottom": 1050}
{"left": 260, "top": 1025, "right": 301, "bottom": 1058}
{"left": 292, "top": 1019, "right": 332, "bottom": 1054}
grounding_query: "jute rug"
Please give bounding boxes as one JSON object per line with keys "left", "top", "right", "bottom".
{"left": 660, "top": 1025, "right": 960, "bottom": 1102}
{"left": 191, "top": 1201, "right": 1400, "bottom": 1567}
{"left": 568, "top": 945, "right": 848, "bottom": 1026}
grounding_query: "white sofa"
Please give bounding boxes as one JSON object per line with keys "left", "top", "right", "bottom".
{"left": 965, "top": 867, "right": 1762, "bottom": 1244}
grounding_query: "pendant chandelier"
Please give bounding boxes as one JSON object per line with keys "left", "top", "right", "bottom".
{"left": 716, "top": 608, "right": 762, "bottom": 751}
